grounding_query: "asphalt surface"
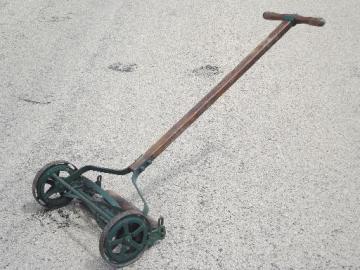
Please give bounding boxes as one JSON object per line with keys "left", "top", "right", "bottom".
{"left": 1, "top": 1, "right": 359, "bottom": 269}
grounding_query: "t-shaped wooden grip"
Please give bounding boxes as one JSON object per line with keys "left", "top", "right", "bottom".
{"left": 263, "top": 12, "right": 325, "bottom": 27}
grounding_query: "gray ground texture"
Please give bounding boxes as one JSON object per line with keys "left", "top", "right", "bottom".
{"left": 1, "top": 0, "right": 359, "bottom": 269}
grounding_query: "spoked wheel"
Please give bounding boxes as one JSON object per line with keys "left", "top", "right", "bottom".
{"left": 99, "top": 210, "right": 151, "bottom": 268}
{"left": 32, "top": 160, "right": 77, "bottom": 209}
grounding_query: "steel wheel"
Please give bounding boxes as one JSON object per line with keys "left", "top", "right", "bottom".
{"left": 99, "top": 210, "right": 150, "bottom": 268}
{"left": 32, "top": 160, "right": 77, "bottom": 208}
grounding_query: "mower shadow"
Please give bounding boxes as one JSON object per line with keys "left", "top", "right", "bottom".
{"left": 135, "top": 140, "right": 219, "bottom": 201}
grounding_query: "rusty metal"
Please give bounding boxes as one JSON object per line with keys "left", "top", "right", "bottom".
{"left": 106, "top": 190, "right": 158, "bottom": 228}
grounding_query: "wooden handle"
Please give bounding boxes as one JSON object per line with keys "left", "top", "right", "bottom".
{"left": 129, "top": 21, "right": 294, "bottom": 172}
{"left": 263, "top": 12, "right": 325, "bottom": 27}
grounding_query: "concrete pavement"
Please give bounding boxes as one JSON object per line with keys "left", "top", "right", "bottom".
{"left": 1, "top": 0, "right": 359, "bottom": 269}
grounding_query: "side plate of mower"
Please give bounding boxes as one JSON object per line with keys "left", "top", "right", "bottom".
{"left": 32, "top": 12, "right": 325, "bottom": 268}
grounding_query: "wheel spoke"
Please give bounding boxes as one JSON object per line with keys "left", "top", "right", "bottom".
{"left": 100, "top": 211, "right": 150, "bottom": 265}
{"left": 110, "top": 237, "right": 125, "bottom": 248}
{"left": 113, "top": 247, "right": 129, "bottom": 260}
{"left": 131, "top": 224, "right": 145, "bottom": 237}
{"left": 43, "top": 185, "right": 58, "bottom": 199}
{"left": 127, "top": 238, "right": 143, "bottom": 250}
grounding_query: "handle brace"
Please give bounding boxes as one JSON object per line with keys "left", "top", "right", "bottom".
{"left": 263, "top": 12, "right": 325, "bottom": 27}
